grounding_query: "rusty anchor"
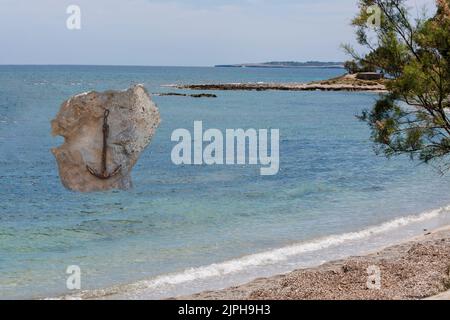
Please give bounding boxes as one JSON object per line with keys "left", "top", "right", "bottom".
{"left": 86, "top": 109, "right": 122, "bottom": 179}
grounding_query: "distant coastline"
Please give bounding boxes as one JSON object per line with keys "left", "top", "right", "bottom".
{"left": 215, "top": 61, "right": 344, "bottom": 69}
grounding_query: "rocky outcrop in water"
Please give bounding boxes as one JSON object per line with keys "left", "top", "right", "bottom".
{"left": 155, "top": 92, "right": 217, "bottom": 98}
{"left": 167, "top": 74, "right": 387, "bottom": 92}
{"left": 51, "top": 85, "right": 160, "bottom": 192}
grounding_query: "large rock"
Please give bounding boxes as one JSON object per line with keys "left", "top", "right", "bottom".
{"left": 51, "top": 85, "right": 160, "bottom": 192}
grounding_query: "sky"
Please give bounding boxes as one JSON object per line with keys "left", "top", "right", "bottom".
{"left": 0, "top": 0, "right": 435, "bottom": 66}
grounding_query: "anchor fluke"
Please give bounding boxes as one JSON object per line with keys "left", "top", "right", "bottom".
{"left": 86, "top": 164, "right": 122, "bottom": 180}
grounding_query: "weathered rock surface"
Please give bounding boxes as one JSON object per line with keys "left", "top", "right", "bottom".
{"left": 51, "top": 85, "right": 160, "bottom": 192}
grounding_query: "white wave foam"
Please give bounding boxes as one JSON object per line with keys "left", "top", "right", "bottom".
{"left": 134, "top": 206, "right": 449, "bottom": 289}
{"left": 64, "top": 205, "right": 450, "bottom": 299}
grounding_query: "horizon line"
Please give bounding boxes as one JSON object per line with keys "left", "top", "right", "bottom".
{"left": 0, "top": 64, "right": 211, "bottom": 68}
{"left": 0, "top": 60, "right": 345, "bottom": 68}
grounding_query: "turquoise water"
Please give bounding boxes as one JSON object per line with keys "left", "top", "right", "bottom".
{"left": 1, "top": 66, "right": 450, "bottom": 299}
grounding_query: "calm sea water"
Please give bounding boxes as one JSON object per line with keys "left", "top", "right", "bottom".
{"left": 1, "top": 66, "right": 450, "bottom": 299}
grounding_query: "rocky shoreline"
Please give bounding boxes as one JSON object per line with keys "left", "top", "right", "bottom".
{"left": 167, "top": 74, "right": 387, "bottom": 93}
{"left": 180, "top": 226, "right": 450, "bottom": 300}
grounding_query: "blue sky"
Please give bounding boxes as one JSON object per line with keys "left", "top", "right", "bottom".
{"left": 0, "top": 0, "right": 434, "bottom": 66}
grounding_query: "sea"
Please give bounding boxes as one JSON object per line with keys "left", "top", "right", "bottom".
{"left": 1, "top": 65, "right": 450, "bottom": 299}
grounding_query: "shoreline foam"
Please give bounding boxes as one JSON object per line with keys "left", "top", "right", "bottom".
{"left": 57, "top": 205, "right": 450, "bottom": 300}
{"left": 183, "top": 225, "right": 450, "bottom": 300}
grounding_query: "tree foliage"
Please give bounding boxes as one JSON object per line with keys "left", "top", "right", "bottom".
{"left": 348, "top": 0, "right": 450, "bottom": 171}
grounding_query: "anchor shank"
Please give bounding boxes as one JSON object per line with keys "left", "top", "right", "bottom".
{"left": 101, "top": 122, "right": 109, "bottom": 176}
